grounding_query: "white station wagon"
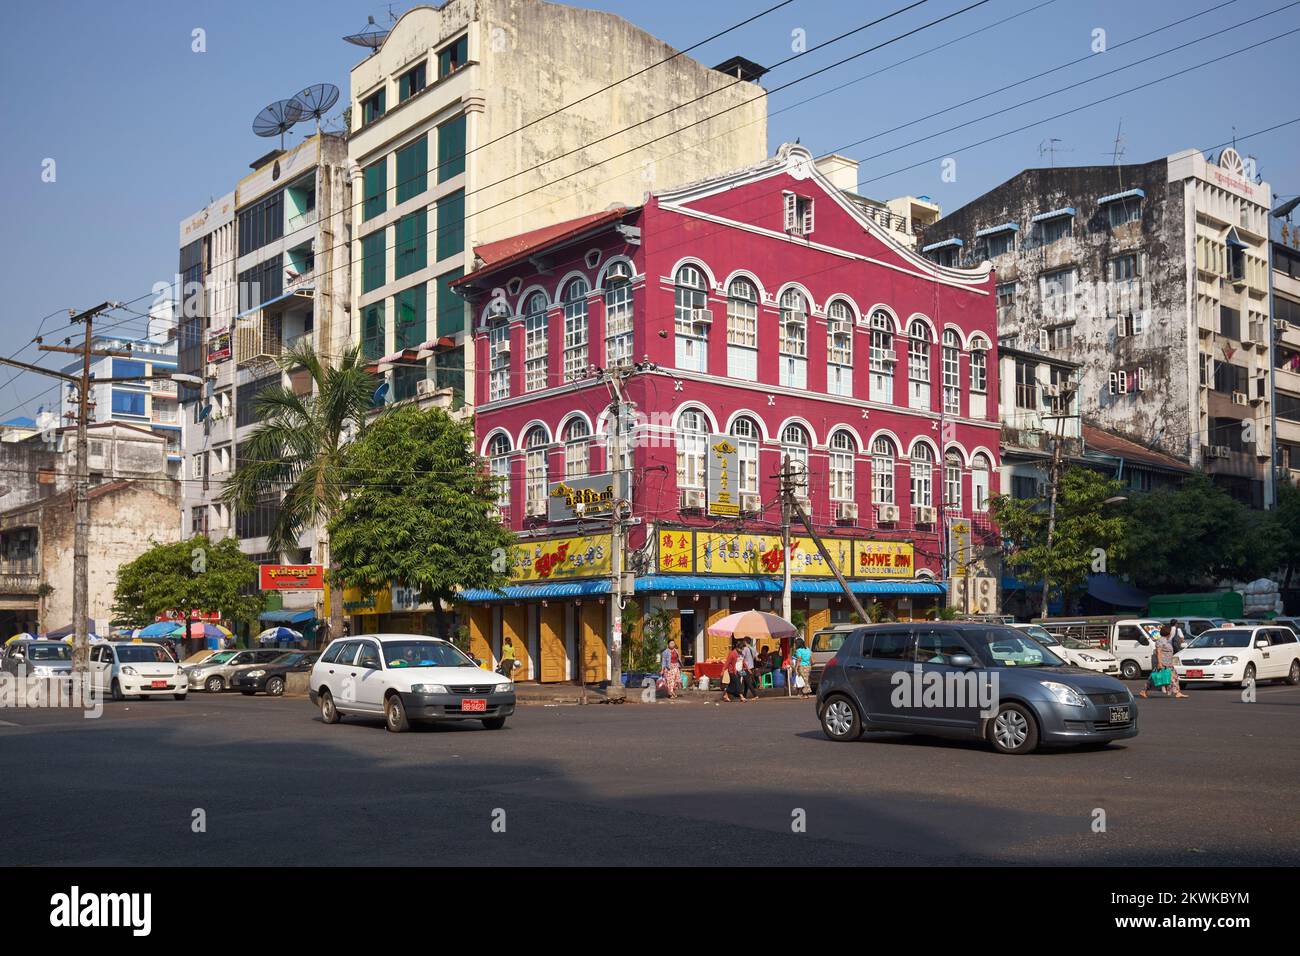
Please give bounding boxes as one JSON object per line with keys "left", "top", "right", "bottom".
{"left": 309, "top": 634, "right": 515, "bottom": 733}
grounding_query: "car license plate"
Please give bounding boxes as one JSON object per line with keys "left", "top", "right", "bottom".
{"left": 462, "top": 698, "right": 487, "bottom": 712}
{"left": 151, "top": 680, "right": 167, "bottom": 688}
{"left": 1109, "top": 705, "right": 1129, "bottom": 723}
{"left": 1187, "top": 669, "right": 1203, "bottom": 678}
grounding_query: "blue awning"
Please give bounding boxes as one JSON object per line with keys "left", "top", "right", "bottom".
{"left": 1085, "top": 574, "right": 1147, "bottom": 609}
{"left": 459, "top": 580, "right": 612, "bottom": 602}
{"left": 634, "top": 575, "right": 945, "bottom": 596}
{"left": 1097, "top": 188, "right": 1145, "bottom": 205}
{"left": 1030, "top": 206, "right": 1075, "bottom": 223}
{"left": 922, "top": 237, "right": 963, "bottom": 252}
{"left": 235, "top": 287, "right": 313, "bottom": 321}
{"left": 258, "top": 609, "right": 317, "bottom": 624}
{"left": 975, "top": 222, "right": 1019, "bottom": 238}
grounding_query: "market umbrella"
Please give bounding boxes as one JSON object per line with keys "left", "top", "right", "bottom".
{"left": 60, "top": 634, "right": 105, "bottom": 643}
{"left": 4, "top": 633, "right": 36, "bottom": 645}
{"left": 137, "top": 621, "right": 185, "bottom": 639}
{"left": 188, "top": 622, "right": 232, "bottom": 640}
{"left": 706, "top": 610, "right": 798, "bottom": 641}
{"left": 256, "top": 626, "right": 303, "bottom": 645}
{"left": 46, "top": 620, "right": 97, "bottom": 639}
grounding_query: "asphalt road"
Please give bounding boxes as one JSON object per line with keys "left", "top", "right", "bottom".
{"left": 2, "top": 680, "right": 1297, "bottom": 866}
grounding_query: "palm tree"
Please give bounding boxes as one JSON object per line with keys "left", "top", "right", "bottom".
{"left": 221, "top": 342, "right": 378, "bottom": 645}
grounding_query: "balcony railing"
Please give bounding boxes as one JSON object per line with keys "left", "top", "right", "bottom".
{"left": 286, "top": 208, "right": 318, "bottom": 233}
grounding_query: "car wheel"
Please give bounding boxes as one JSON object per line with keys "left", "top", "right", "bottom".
{"left": 173, "top": 693, "right": 186, "bottom": 701}
{"left": 266, "top": 676, "right": 286, "bottom": 697}
{"left": 1286, "top": 660, "right": 1300, "bottom": 686}
{"left": 319, "top": 689, "right": 340, "bottom": 724}
{"left": 820, "top": 695, "right": 862, "bottom": 742}
{"left": 989, "top": 703, "right": 1039, "bottom": 755}
{"left": 385, "top": 693, "right": 410, "bottom": 733}
{"left": 205, "top": 676, "right": 224, "bottom": 693}
{"left": 1241, "top": 663, "right": 1256, "bottom": 688}
{"left": 1120, "top": 660, "right": 1141, "bottom": 681}
{"left": 110, "top": 679, "right": 125, "bottom": 702}
{"left": 481, "top": 716, "right": 507, "bottom": 730}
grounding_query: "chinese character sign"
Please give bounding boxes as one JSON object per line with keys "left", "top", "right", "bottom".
{"left": 658, "top": 531, "right": 695, "bottom": 572}
{"left": 707, "top": 435, "right": 740, "bottom": 518}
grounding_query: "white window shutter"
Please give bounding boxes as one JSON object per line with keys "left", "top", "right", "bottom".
{"left": 784, "top": 192, "right": 797, "bottom": 232}
{"left": 1108, "top": 372, "right": 1118, "bottom": 395}
{"left": 802, "top": 198, "right": 814, "bottom": 235}
{"left": 1118, "top": 370, "right": 1128, "bottom": 394}
{"left": 1039, "top": 329, "right": 1050, "bottom": 350}
{"left": 1117, "top": 316, "right": 1127, "bottom": 337}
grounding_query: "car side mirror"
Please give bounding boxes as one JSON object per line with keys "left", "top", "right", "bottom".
{"left": 1255, "top": 640, "right": 1269, "bottom": 649}
{"left": 949, "top": 654, "right": 975, "bottom": 668}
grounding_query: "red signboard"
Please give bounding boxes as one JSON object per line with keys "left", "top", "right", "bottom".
{"left": 259, "top": 564, "right": 325, "bottom": 591}
{"left": 157, "top": 609, "right": 221, "bottom": 623}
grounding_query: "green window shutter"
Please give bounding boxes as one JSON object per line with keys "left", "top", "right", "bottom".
{"left": 361, "top": 230, "right": 386, "bottom": 293}
{"left": 395, "top": 283, "right": 427, "bottom": 350}
{"left": 394, "top": 209, "right": 427, "bottom": 279}
{"left": 436, "top": 268, "right": 465, "bottom": 338}
{"left": 395, "top": 135, "right": 427, "bottom": 204}
{"left": 436, "top": 189, "right": 465, "bottom": 261}
{"left": 437, "top": 115, "right": 466, "bottom": 182}
{"left": 363, "top": 161, "right": 386, "bottom": 221}
{"left": 362, "top": 303, "right": 386, "bottom": 360}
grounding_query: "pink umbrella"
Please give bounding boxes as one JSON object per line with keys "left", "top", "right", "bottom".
{"left": 706, "top": 610, "right": 797, "bottom": 641}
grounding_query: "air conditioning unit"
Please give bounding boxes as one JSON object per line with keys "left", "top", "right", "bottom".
{"left": 835, "top": 501, "right": 858, "bottom": 521}
{"left": 829, "top": 320, "right": 852, "bottom": 336}
{"left": 1232, "top": 391, "right": 1248, "bottom": 406}
{"left": 1206, "top": 445, "right": 1231, "bottom": 460}
{"left": 680, "top": 489, "right": 705, "bottom": 510}
{"left": 949, "top": 577, "right": 969, "bottom": 609}
{"left": 527, "top": 499, "right": 547, "bottom": 517}
{"left": 496, "top": 342, "right": 511, "bottom": 356}
{"left": 689, "top": 308, "right": 712, "bottom": 325}
{"left": 878, "top": 503, "right": 900, "bottom": 523}
{"left": 1275, "top": 319, "right": 1289, "bottom": 334}
{"left": 415, "top": 378, "right": 436, "bottom": 397}
{"left": 916, "top": 506, "right": 937, "bottom": 525}
{"left": 1042, "top": 383, "right": 1059, "bottom": 397}
{"left": 975, "top": 593, "right": 994, "bottom": 614}
{"left": 1249, "top": 390, "right": 1265, "bottom": 406}
{"left": 976, "top": 576, "right": 995, "bottom": 598}
{"left": 740, "top": 493, "right": 762, "bottom": 513}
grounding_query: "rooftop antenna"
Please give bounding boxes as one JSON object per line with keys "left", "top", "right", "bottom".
{"left": 291, "top": 83, "right": 341, "bottom": 135}
{"left": 1038, "top": 137, "right": 1071, "bottom": 168}
{"left": 343, "top": 15, "right": 390, "bottom": 54}
{"left": 1110, "top": 120, "right": 1126, "bottom": 165}
{"left": 253, "top": 98, "right": 306, "bottom": 150}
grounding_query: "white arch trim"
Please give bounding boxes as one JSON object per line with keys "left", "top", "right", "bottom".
{"left": 556, "top": 270, "right": 592, "bottom": 303}
{"left": 907, "top": 435, "right": 940, "bottom": 460}
{"left": 824, "top": 294, "right": 862, "bottom": 323}
{"left": 517, "top": 419, "right": 553, "bottom": 448}
{"left": 670, "top": 402, "right": 720, "bottom": 433}
{"left": 595, "top": 255, "right": 638, "bottom": 290}
{"left": 864, "top": 303, "right": 901, "bottom": 332}
{"left": 668, "top": 256, "right": 718, "bottom": 290}
{"left": 826, "top": 424, "right": 864, "bottom": 452}
{"left": 866, "top": 428, "right": 903, "bottom": 454}
{"left": 942, "top": 441, "right": 970, "bottom": 466}
{"left": 516, "top": 283, "right": 552, "bottom": 315}
{"left": 479, "top": 427, "right": 514, "bottom": 457}
{"left": 720, "top": 269, "right": 768, "bottom": 301}
{"left": 776, "top": 415, "right": 819, "bottom": 447}
{"left": 557, "top": 410, "right": 595, "bottom": 439}
{"left": 723, "top": 408, "right": 771, "bottom": 442}
{"left": 906, "top": 312, "right": 937, "bottom": 339}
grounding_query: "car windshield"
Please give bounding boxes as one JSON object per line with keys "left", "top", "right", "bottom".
{"left": 1187, "top": 629, "right": 1253, "bottom": 649}
{"left": 1059, "top": 636, "right": 1095, "bottom": 650}
{"left": 27, "top": 643, "right": 72, "bottom": 661}
{"left": 382, "top": 641, "right": 472, "bottom": 668}
{"left": 270, "top": 652, "right": 304, "bottom": 666}
{"left": 1020, "top": 626, "right": 1058, "bottom": 645}
{"left": 979, "top": 627, "right": 1066, "bottom": 667}
{"left": 116, "top": 645, "right": 174, "bottom": 663}
{"left": 199, "top": 652, "right": 236, "bottom": 666}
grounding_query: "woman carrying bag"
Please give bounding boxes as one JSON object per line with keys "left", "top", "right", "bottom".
{"left": 1138, "top": 624, "right": 1187, "bottom": 699}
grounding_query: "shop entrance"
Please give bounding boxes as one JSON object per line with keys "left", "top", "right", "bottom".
{"left": 678, "top": 609, "right": 696, "bottom": 666}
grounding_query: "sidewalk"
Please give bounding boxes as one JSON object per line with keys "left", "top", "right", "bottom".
{"left": 512, "top": 681, "right": 808, "bottom": 705}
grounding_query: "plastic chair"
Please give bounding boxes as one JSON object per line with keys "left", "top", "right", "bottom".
{"left": 760, "top": 672, "right": 774, "bottom": 688}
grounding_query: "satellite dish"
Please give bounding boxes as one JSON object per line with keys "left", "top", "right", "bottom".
{"left": 292, "top": 84, "right": 341, "bottom": 134}
{"left": 253, "top": 98, "right": 306, "bottom": 149}
{"left": 343, "top": 16, "right": 389, "bottom": 53}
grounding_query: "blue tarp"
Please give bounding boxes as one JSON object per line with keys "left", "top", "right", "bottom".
{"left": 458, "top": 577, "right": 945, "bottom": 603}
{"left": 458, "top": 580, "right": 611, "bottom": 602}
{"left": 258, "top": 609, "right": 317, "bottom": 624}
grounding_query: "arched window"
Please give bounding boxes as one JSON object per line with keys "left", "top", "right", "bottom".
{"left": 604, "top": 261, "right": 633, "bottom": 367}
{"left": 487, "top": 305, "right": 511, "bottom": 402}
{"left": 911, "top": 442, "right": 934, "bottom": 509}
{"left": 561, "top": 278, "right": 589, "bottom": 383}
{"left": 827, "top": 298, "right": 854, "bottom": 397}
{"left": 970, "top": 342, "right": 988, "bottom": 393}
{"left": 972, "top": 454, "right": 991, "bottom": 512}
{"left": 563, "top": 418, "right": 590, "bottom": 479}
{"left": 908, "top": 320, "right": 931, "bottom": 411}
{"left": 676, "top": 408, "right": 708, "bottom": 490}
{"left": 779, "top": 289, "right": 808, "bottom": 388}
{"left": 944, "top": 451, "right": 962, "bottom": 509}
{"left": 524, "top": 427, "right": 549, "bottom": 516}
{"left": 726, "top": 277, "right": 758, "bottom": 379}
{"left": 869, "top": 309, "right": 895, "bottom": 403}
{"left": 829, "top": 429, "right": 855, "bottom": 501}
{"left": 487, "top": 433, "right": 511, "bottom": 510}
{"left": 523, "top": 292, "right": 549, "bottom": 392}
{"left": 942, "top": 329, "right": 961, "bottom": 414}
{"left": 674, "top": 265, "right": 709, "bottom": 373}
{"left": 781, "top": 422, "right": 810, "bottom": 489}
{"left": 871, "top": 436, "right": 896, "bottom": 505}
{"left": 730, "top": 416, "right": 761, "bottom": 495}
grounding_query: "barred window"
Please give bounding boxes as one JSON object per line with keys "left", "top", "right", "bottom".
{"left": 676, "top": 409, "right": 708, "bottom": 489}
{"left": 730, "top": 416, "right": 760, "bottom": 494}
{"left": 872, "top": 436, "right": 896, "bottom": 505}
{"left": 562, "top": 278, "right": 589, "bottom": 383}
{"left": 523, "top": 292, "right": 548, "bottom": 392}
{"left": 908, "top": 319, "right": 931, "bottom": 383}
{"left": 563, "top": 418, "right": 590, "bottom": 478}
{"left": 829, "top": 430, "right": 855, "bottom": 501}
{"left": 944, "top": 452, "right": 962, "bottom": 509}
{"left": 603, "top": 261, "right": 633, "bottom": 367}
{"left": 910, "top": 443, "right": 934, "bottom": 508}
{"left": 869, "top": 309, "right": 894, "bottom": 371}
{"left": 524, "top": 428, "right": 549, "bottom": 515}
{"left": 781, "top": 422, "right": 810, "bottom": 489}
{"left": 488, "top": 433, "right": 511, "bottom": 510}
{"left": 942, "top": 329, "right": 961, "bottom": 414}
{"left": 487, "top": 304, "right": 510, "bottom": 402}
{"left": 674, "top": 266, "right": 709, "bottom": 372}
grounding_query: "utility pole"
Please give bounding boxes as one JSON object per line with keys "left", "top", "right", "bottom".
{"left": 1038, "top": 381, "right": 1078, "bottom": 620}
{"left": 0, "top": 301, "right": 202, "bottom": 677}
{"left": 778, "top": 455, "right": 793, "bottom": 622}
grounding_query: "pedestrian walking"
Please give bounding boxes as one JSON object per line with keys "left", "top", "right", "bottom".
{"left": 496, "top": 636, "right": 518, "bottom": 678}
{"left": 741, "top": 636, "right": 757, "bottom": 699}
{"left": 793, "top": 636, "right": 813, "bottom": 697}
{"left": 660, "top": 639, "right": 682, "bottom": 699}
{"left": 722, "top": 640, "right": 746, "bottom": 703}
{"left": 1139, "top": 624, "right": 1187, "bottom": 699}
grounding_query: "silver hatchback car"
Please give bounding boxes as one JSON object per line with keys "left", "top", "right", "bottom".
{"left": 185, "top": 648, "right": 286, "bottom": 693}
{"left": 1, "top": 639, "right": 74, "bottom": 677}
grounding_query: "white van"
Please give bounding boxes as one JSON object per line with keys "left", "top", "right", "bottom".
{"left": 1033, "top": 617, "right": 1161, "bottom": 680}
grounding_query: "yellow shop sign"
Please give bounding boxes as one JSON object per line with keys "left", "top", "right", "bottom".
{"left": 510, "top": 535, "right": 612, "bottom": 583}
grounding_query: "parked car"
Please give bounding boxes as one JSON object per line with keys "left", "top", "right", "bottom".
{"left": 230, "top": 651, "right": 319, "bottom": 696}
{"left": 1, "top": 638, "right": 73, "bottom": 677}
{"left": 91, "top": 641, "right": 186, "bottom": 700}
{"left": 809, "top": 624, "right": 858, "bottom": 690}
{"left": 1173, "top": 625, "right": 1300, "bottom": 688}
{"left": 186, "top": 648, "right": 286, "bottom": 693}
{"left": 1149, "top": 616, "right": 1220, "bottom": 639}
{"left": 815, "top": 622, "right": 1138, "bottom": 755}
{"left": 309, "top": 634, "right": 515, "bottom": 733}
{"left": 1034, "top": 616, "right": 1162, "bottom": 679}
{"left": 1271, "top": 617, "right": 1300, "bottom": 637}
{"left": 1012, "top": 623, "right": 1120, "bottom": 675}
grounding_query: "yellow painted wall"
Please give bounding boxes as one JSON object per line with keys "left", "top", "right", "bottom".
{"left": 705, "top": 603, "right": 731, "bottom": 662}
{"left": 580, "top": 602, "right": 608, "bottom": 683}
{"left": 468, "top": 606, "right": 493, "bottom": 670}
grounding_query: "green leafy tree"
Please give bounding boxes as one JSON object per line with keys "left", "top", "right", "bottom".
{"left": 111, "top": 536, "right": 262, "bottom": 629}
{"left": 221, "top": 343, "right": 377, "bottom": 643}
{"left": 1274, "top": 480, "right": 1300, "bottom": 588}
{"left": 328, "top": 405, "right": 517, "bottom": 638}
{"left": 991, "top": 467, "right": 1129, "bottom": 614}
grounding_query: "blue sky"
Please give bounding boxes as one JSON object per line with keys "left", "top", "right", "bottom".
{"left": 1, "top": 0, "right": 1297, "bottom": 419}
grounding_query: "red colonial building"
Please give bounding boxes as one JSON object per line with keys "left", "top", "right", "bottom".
{"left": 452, "top": 144, "right": 1000, "bottom": 684}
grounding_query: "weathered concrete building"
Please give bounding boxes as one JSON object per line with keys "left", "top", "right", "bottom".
{"left": 0, "top": 423, "right": 181, "bottom": 635}
{"left": 924, "top": 147, "right": 1274, "bottom": 507}
{"left": 347, "top": 0, "right": 769, "bottom": 410}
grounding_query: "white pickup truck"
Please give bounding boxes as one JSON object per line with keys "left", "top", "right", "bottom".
{"left": 1033, "top": 617, "right": 1163, "bottom": 680}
